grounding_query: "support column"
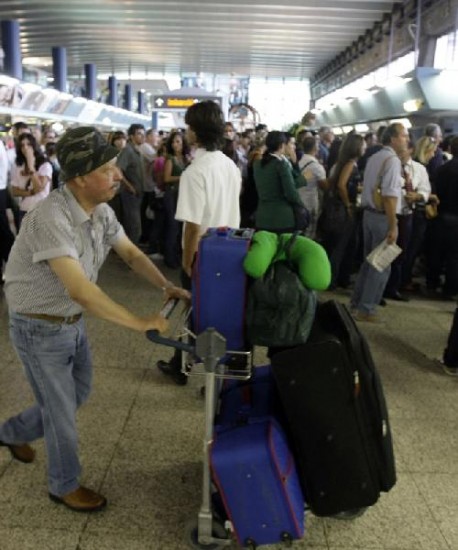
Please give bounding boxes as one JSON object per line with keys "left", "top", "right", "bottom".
{"left": 108, "top": 76, "right": 118, "bottom": 107}
{"left": 137, "top": 90, "right": 145, "bottom": 114}
{"left": 152, "top": 111, "right": 158, "bottom": 130}
{"left": 1, "top": 20, "right": 22, "bottom": 80}
{"left": 84, "top": 63, "right": 97, "bottom": 100}
{"left": 52, "top": 47, "right": 67, "bottom": 92}
{"left": 124, "top": 84, "right": 132, "bottom": 111}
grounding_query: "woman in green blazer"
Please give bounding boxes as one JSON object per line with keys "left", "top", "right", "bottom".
{"left": 254, "top": 131, "right": 306, "bottom": 232}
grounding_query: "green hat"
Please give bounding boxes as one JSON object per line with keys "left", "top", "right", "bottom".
{"left": 56, "top": 126, "right": 119, "bottom": 181}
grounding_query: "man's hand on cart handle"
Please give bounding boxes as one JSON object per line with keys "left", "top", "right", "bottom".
{"left": 163, "top": 283, "right": 191, "bottom": 304}
{"left": 139, "top": 314, "right": 169, "bottom": 334}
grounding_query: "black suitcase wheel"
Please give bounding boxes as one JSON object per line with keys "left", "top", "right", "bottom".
{"left": 281, "top": 531, "right": 293, "bottom": 547}
{"left": 329, "top": 507, "right": 368, "bottom": 520}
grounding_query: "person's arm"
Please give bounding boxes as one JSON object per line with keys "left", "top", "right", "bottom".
{"left": 336, "top": 161, "right": 354, "bottom": 213}
{"left": 182, "top": 221, "right": 201, "bottom": 277}
{"left": 11, "top": 185, "right": 32, "bottom": 197}
{"left": 29, "top": 163, "right": 51, "bottom": 194}
{"left": 414, "top": 165, "right": 431, "bottom": 203}
{"left": 318, "top": 178, "right": 329, "bottom": 190}
{"left": 382, "top": 196, "right": 398, "bottom": 244}
{"left": 11, "top": 164, "right": 34, "bottom": 197}
{"left": 112, "top": 235, "right": 190, "bottom": 302}
{"left": 121, "top": 176, "right": 137, "bottom": 195}
{"left": 48, "top": 256, "right": 169, "bottom": 333}
{"left": 278, "top": 160, "right": 303, "bottom": 205}
{"left": 163, "top": 158, "right": 180, "bottom": 184}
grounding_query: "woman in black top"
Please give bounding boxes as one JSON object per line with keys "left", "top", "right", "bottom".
{"left": 321, "top": 133, "right": 365, "bottom": 288}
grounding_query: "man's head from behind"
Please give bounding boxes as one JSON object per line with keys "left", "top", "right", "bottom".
{"left": 184, "top": 100, "right": 225, "bottom": 151}
{"left": 424, "top": 123, "right": 443, "bottom": 145}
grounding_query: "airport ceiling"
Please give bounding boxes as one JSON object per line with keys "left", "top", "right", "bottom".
{"left": 1, "top": 0, "right": 398, "bottom": 80}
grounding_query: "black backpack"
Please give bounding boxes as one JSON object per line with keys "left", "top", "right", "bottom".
{"left": 246, "top": 233, "right": 316, "bottom": 347}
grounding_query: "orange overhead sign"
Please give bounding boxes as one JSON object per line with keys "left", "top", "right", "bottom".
{"left": 153, "top": 95, "right": 222, "bottom": 110}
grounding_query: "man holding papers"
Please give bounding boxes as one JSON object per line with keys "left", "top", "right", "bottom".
{"left": 350, "top": 123, "right": 409, "bottom": 322}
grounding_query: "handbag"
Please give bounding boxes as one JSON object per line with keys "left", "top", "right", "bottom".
{"left": 372, "top": 155, "right": 398, "bottom": 212}
{"left": 317, "top": 188, "right": 347, "bottom": 235}
{"left": 246, "top": 233, "right": 317, "bottom": 347}
{"left": 425, "top": 202, "right": 438, "bottom": 219}
{"left": 293, "top": 203, "right": 310, "bottom": 231}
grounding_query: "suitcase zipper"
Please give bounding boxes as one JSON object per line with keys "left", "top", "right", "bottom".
{"left": 353, "top": 370, "right": 361, "bottom": 397}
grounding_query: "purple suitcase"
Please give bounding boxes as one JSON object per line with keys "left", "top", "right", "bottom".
{"left": 211, "top": 417, "right": 305, "bottom": 548}
{"left": 192, "top": 227, "right": 253, "bottom": 354}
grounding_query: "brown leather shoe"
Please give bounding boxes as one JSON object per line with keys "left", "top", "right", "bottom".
{"left": 0, "top": 440, "right": 36, "bottom": 463}
{"left": 49, "top": 486, "right": 107, "bottom": 512}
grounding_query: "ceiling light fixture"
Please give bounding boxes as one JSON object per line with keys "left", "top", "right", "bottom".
{"left": 403, "top": 99, "right": 423, "bottom": 112}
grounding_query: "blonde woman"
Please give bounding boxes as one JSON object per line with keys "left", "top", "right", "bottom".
{"left": 413, "top": 137, "right": 442, "bottom": 294}
{"left": 414, "top": 136, "right": 437, "bottom": 167}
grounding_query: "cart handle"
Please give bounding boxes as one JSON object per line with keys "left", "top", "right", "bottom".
{"left": 146, "top": 299, "right": 195, "bottom": 353}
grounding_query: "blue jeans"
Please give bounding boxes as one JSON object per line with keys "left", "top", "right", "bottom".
{"left": 350, "top": 210, "right": 391, "bottom": 315}
{"left": 0, "top": 312, "right": 92, "bottom": 496}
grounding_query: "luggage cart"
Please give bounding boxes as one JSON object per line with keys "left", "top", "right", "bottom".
{"left": 147, "top": 300, "right": 252, "bottom": 549}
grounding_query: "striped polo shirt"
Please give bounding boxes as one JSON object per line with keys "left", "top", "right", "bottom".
{"left": 4, "top": 185, "right": 125, "bottom": 316}
{"left": 361, "top": 146, "right": 403, "bottom": 214}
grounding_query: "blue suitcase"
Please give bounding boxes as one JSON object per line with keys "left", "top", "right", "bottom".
{"left": 192, "top": 227, "right": 253, "bottom": 354}
{"left": 211, "top": 417, "right": 305, "bottom": 548}
{"left": 217, "top": 365, "right": 281, "bottom": 426}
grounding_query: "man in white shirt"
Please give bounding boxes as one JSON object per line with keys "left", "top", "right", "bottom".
{"left": 157, "top": 100, "right": 241, "bottom": 385}
{"left": 385, "top": 145, "right": 431, "bottom": 299}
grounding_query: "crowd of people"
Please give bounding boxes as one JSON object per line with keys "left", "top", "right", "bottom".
{"left": 234, "top": 122, "right": 457, "bottom": 315}
{"left": 2, "top": 118, "right": 457, "bottom": 316}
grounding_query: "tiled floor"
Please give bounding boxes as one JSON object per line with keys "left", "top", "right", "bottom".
{"left": 1, "top": 254, "right": 457, "bottom": 550}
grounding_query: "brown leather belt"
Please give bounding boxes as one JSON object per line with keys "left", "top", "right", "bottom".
{"left": 22, "top": 313, "right": 82, "bottom": 324}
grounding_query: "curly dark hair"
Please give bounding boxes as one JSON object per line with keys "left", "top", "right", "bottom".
{"left": 184, "top": 100, "right": 224, "bottom": 151}
{"left": 15, "top": 133, "right": 47, "bottom": 169}
{"left": 166, "top": 130, "right": 190, "bottom": 158}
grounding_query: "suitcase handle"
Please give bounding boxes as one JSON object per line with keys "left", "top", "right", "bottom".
{"left": 146, "top": 299, "right": 195, "bottom": 353}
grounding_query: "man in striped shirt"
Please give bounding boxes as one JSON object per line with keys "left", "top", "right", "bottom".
{"left": 0, "top": 127, "right": 189, "bottom": 513}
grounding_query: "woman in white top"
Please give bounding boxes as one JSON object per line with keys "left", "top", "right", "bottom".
{"left": 11, "top": 133, "right": 52, "bottom": 228}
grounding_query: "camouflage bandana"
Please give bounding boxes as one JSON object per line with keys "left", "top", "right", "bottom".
{"left": 56, "top": 126, "right": 119, "bottom": 181}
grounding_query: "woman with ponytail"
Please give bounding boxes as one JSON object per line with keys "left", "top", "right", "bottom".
{"left": 253, "top": 131, "right": 306, "bottom": 233}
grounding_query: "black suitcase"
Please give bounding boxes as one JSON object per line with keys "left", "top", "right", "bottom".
{"left": 271, "top": 300, "right": 396, "bottom": 517}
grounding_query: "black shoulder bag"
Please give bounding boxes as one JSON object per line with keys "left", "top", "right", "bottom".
{"left": 246, "top": 233, "right": 317, "bottom": 347}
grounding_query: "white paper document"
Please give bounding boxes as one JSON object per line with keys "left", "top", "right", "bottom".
{"left": 366, "top": 239, "right": 402, "bottom": 272}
